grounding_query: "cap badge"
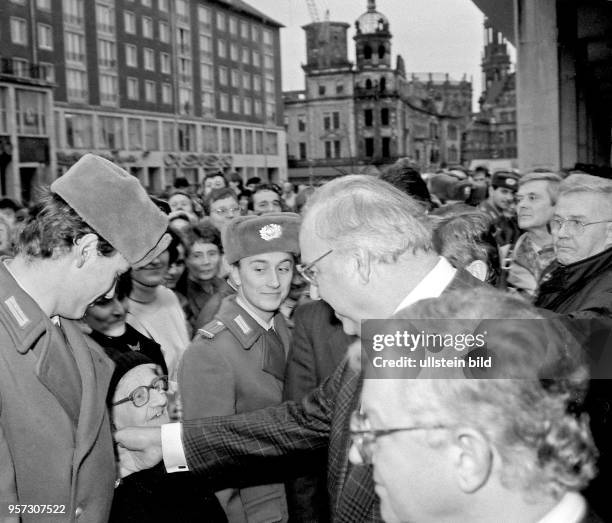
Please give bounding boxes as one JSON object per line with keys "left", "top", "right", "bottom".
{"left": 506, "top": 178, "right": 516, "bottom": 186}
{"left": 259, "top": 224, "right": 282, "bottom": 241}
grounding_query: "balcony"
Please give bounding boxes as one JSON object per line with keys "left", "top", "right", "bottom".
{"left": 0, "top": 57, "right": 53, "bottom": 84}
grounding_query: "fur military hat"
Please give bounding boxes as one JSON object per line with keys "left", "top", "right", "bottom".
{"left": 222, "top": 212, "right": 300, "bottom": 264}
{"left": 51, "top": 154, "right": 170, "bottom": 268}
{"left": 491, "top": 171, "right": 519, "bottom": 192}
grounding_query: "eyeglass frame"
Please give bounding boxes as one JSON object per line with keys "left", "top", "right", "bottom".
{"left": 548, "top": 217, "right": 612, "bottom": 235}
{"left": 349, "top": 410, "right": 448, "bottom": 465}
{"left": 111, "top": 375, "right": 169, "bottom": 408}
{"left": 211, "top": 206, "right": 241, "bottom": 216}
{"left": 296, "top": 249, "right": 333, "bottom": 286}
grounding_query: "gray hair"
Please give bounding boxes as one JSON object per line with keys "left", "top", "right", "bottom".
{"left": 559, "top": 173, "right": 612, "bottom": 200}
{"left": 394, "top": 288, "right": 597, "bottom": 499}
{"left": 519, "top": 172, "right": 562, "bottom": 205}
{"left": 303, "top": 175, "right": 433, "bottom": 263}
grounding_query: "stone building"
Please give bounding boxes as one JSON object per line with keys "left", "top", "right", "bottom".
{"left": 284, "top": 0, "right": 472, "bottom": 184}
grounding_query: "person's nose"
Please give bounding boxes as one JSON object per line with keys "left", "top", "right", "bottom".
{"left": 267, "top": 269, "right": 280, "bottom": 288}
{"left": 348, "top": 442, "right": 364, "bottom": 465}
{"left": 110, "top": 297, "right": 126, "bottom": 316}
{"left": 149, "top": 388, "right": 167, "bottom": 408}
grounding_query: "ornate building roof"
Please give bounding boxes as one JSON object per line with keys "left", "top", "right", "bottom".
{"left": 355, "top": 0, "right": 389, "bottom": 35}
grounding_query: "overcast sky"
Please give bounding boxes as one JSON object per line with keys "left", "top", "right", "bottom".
{"left": 253, "top": 0, "right": 496, "bottom": 110}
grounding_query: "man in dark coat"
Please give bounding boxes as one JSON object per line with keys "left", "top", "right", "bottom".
{"left": 116, "top": 175, "right": 484, "bottom": 522}
{"left": 534, "top": 173, "right": 612, "bottom": 521}
{"left": 0, "top": 154, "right": 170, "bottom": 522}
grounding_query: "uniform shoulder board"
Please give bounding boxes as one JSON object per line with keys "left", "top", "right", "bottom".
{"left": 197, "top": 320, "right": 227, "bottom": 339}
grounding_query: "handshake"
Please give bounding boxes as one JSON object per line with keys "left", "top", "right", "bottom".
{"left": 114, "top": 426, "right": 165, "bottom": 478}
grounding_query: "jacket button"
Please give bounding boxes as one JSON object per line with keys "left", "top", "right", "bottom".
{"left": 75, "top": 506, "right": 83, "bottom": 518}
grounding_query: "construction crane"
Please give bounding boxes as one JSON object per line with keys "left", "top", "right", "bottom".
{"left": 305, "top": 0, "right": 321, "bottom": 22}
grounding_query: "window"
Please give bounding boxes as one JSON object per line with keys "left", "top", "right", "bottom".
{"left": 266, "top": 102, "right": 276, "bottom": 122}
{"left": 96, "top": 4, "right": 115, "bottom": 33}
{"left": 233, "top": 128, "right": 242, "bottom": 154}
{"left": 243, "top": 97, "right": 252, "bottom": 115}
{"left": 124, "top": 11, "right": 136, "bottom": 34}
{"left": 364, "top": 109, "right": 373, "bottom": 127}
{"left": 297, "top": 115, "right": 306, "bottom": 132}
{"left": 178, "top": 57, "right": 191, "bottom": 83}
{"left": 336, "top": 83, "right": 344, "bottom": 94}
{"left": 200, "top": 63, "right": 212, "bottom": 86}
{"left": 98, "top": 38, "right": 117, "bottom": 67}
{"left": 245, "top": 130, "right": 253, "bottom": 154}
{"left": 125, "top": 44, "right": 137, "bottom": 67}
{"left": 323, "top": 114, "right": 331, "bottom": 131}
{"left": 128, "top": 118, "right": 142, "bottom": 150}
{"left": 177, "top": 28, "right": 190, "bottom": 54}
{"left": 333, "top": 112, "right": 340, "bottom": 129}
{"left": 365, "top": 137, "right": 374, "bottom": 156}
{"left": 217, "top": 39, "right": 226, "bottom": 58}
{"left": 334, "top": 140, "right": 341, "bottom": 158}
{"left": 216, "top": 11, "right": 225, "bottom": 31}
{"left": 158, "top": 0, "right": 168, "bottom": 12}
{"left": 65, "top": 113, "right": 93, "bottom": 148}
{"left": 219, "top": 66, "right": 228, "bottom": 86}
{"left": 161, "top": 53, "right": 171, "bottom": 74}
{"left": 231, "top": 69, "right": 240, "bottom": 87}
{"left": 382, "top": 137, "right": 390, "bottom": 157}
{"left": 201, "top": 91, "right": 214, "bottom": 113}
{"left": 143, "top": 48, "right": 155, "bottom": 71}
{"left": 199, "top": 34, "right": 212, "bottom": 54}
{"left": 299, "top": 142, "right": 306, "bottom": 160}
{"left": 241, "top": 47, "right": 250, "bottom": 64}
{"left": 99, "top": 115, "right": 123, "bottom": 149}
{"left": 162, "top": 121, "right": 174, "bottom": 150}
{"left": 179, "top": 87, "right": 192, "bottom": 114}
{"left": 447, "top": 124, "right": 457, "bottom": 140}
{"left": 232, "top": 95, "right": 241, "bottom": 114}
{"left": 159, "top": 21, "right": 169, "bottom": 43}
{"left": 318, "top": 85, "right": 326, "bottom": 96}
{"left": 380, "top": 108, "right": 389, "bottom": 126}
{"left": 255, "top": 131, "right": 263, "bottom": 154}
{"left": 221, "top": 127, "right": 231, "bottom": 153}
{"left": 10, "top": 18, "right": 28, "bottom": 45}
{"left": 254, "top": 99, "right": 262, "bottom": 116}
{"left": 142, "top": 17, "right": 153, "bottom": 38}
{"left": 253, "top": 75, "right": 261, "bottom": 91}
{"left": 175, "top": 0, "right": 188, "bottom": 22}
{"left": 141, "top": 0, "right": 151, "bottom": 6}
{"left": 230, "top": 43, "right": 239, "bottom": 61}
{"left": 265, "top": 76, "right": 274, "bottom": 94}
{"left": 38, "top": 24, "right": 53, "bottom": 50}
{"left": 65, "top": 32, "right": 85, "bottom": 62}
{"left": 240, "top": 21, "right": 249, "bottom": 39}
{"left": 39, "top": 62, "right": 55, "bottom": 82}
{"left": 37, "top": 0, "right": 51, "bottom": 10}
{"left": 63, "top": 0, "right": 84, "bottom": 25}
{"left": 264, "top": 53, "right": 273, "bottom": 69}
{"left": 252, "top": 51, "right": 260, "bottom": 67}
{"left": 229, "top": 16, "right": 237, "bottom": 34}
{"left": 177, "top": 123, "right": 195, "bottom": 151}
{"left": 219, "top": 93, "right": 229, "bottom": 112}
{"left": 161, "top": 83, "right": 172, "bottom": 104}
{"left": 16, "top": 90, "right": 46, "bottom": 135}
{"left": 325, "top": 141, "right": 332, "bottom": 159}
{"left": 242, "top": 72, "right": 250, "bottom": 90}
{"left": 202, "top": 125, "right": 217, "bottom": 153}
{"left": 198, "top": 5, "right": 211, "bottom": 27}
{"left": 127, "top": 77, "right": 139, "bottom": 99}
{"left": 12, "top": 59, "right": 28, "bottom": 78}
{"left": 251, "top": 25, "right": 260, "bottom": 42}
{"left": 265, "top": 132, "right": 278, "bottom": 155}
{"left": 263, "top": 29, "right": 272, "bottom": 45}
{"left": 145, "top": 119, "right": 159, "bottom": 150}
{"left": 66, "top": 68, "right": 87, "bottom": 101}
{"left": 145, "top": 80, "right": 155, "bottom": 102}
{"left": 100, "top": 74, "right": 118, "bottom": 105}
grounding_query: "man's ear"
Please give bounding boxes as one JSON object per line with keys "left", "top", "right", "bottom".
{"left": 449, "top": 428, "right": 493, "bottom": 493}
{"left": 230, "top": 263, "right": 241, "bottom": 287}
{"left": 465, "top": 260, "right": 488, "bottom": 282}
{"left": 74, "top": 233, "right": 99, "bottom": 268}
{"left": 353, "top": 248, "right": 372, "bottom": 285}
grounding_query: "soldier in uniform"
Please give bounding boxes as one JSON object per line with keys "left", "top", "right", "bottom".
{"left": 479, "top": 171, "right": 521, "bottom": 262}
{"left": 178, "top": 212, "right": 300, "bottom": 523}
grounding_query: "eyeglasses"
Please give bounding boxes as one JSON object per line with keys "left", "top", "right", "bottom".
{"left": 548, "top": 218, "right": 612, "bottom": 236}
{"left": 296, "top": 249, "right": 333, "bottom": 286}
{"left": 212, "top": 206, "right": 240, "bottom": 216}
{"left": 349, "top": 410, "right": 448, "bottom": 465}
{"left": 112, "top": 375, "right": 169, "bottom": 408}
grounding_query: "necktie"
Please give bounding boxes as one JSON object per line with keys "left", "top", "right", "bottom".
{"left": 262, "top": 327, "right": 286, "bottom": 381}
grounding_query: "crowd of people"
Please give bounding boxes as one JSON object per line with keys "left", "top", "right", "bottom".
{"left": 0, "top": 153, "right": 611, "bottom": 523}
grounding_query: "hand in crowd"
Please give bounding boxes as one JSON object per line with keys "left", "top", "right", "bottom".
{"left": 114, "top": 426, "right": 163, "bottom": 477}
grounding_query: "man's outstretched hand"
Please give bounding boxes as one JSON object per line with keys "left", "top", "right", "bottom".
{"left": 114, "top": 426, "right": 163, "bottom": 478}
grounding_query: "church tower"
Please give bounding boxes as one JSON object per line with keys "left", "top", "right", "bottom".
{"left": 354, "top": 0, "right": 392, "bottom": 71}
{"left": 481, "top": 18, "right": 511, "bottom": 91}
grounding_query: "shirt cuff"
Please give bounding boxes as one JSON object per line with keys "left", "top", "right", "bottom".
{"left": 161, "top": 422, "right": 189, "bottom": 473}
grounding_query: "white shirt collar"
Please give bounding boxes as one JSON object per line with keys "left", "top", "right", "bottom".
{"left": 393, "top": 257, "right": 457, "bottom": 314}
{"left": 236, "top": 295, "right": 275, "bottom": 330}
{"left": 538, "top": 492, "right": 586, "bottom": 523}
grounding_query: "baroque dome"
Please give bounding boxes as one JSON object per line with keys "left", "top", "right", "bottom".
{"left": 355, "top": 0, "right": 389, "bottom": 35}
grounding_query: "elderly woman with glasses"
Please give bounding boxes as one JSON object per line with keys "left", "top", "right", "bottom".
{"left": 106, "top": 349, "right": 227, "bottom": 523}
